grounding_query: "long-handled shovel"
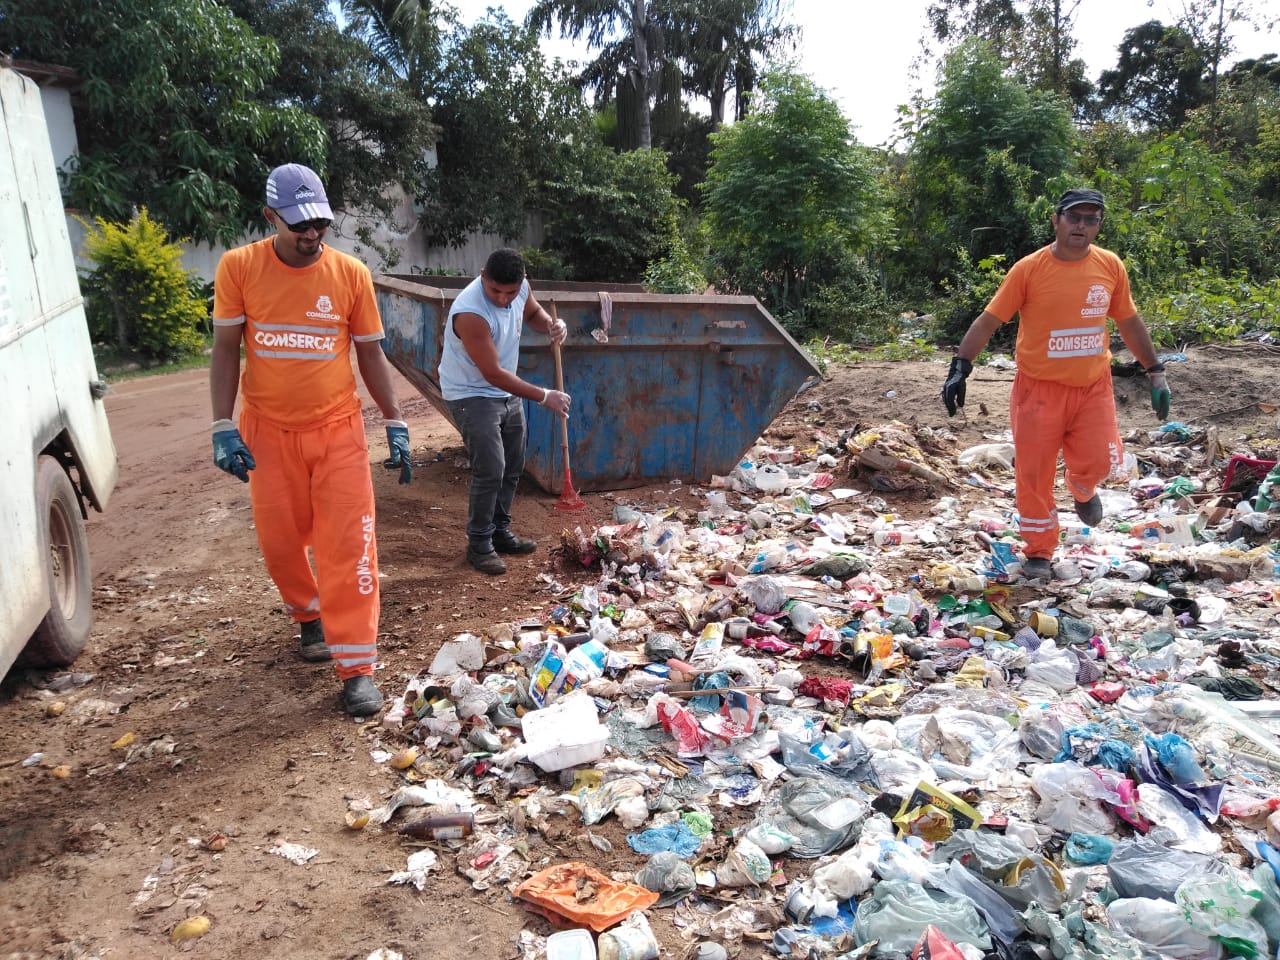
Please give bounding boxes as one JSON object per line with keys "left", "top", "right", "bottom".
{"left": 550, "top": 302, "right": 585, "bottom": 510}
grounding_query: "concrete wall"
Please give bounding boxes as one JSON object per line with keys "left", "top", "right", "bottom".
{"left": 38, "top": 86, "right": 78, "bottom": 178}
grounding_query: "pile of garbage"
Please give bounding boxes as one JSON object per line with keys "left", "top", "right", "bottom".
{"left": 357, "top": 419, "right": 1280, "bottom": 960}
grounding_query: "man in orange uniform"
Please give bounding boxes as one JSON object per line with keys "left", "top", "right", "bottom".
{"left": 209, "top": 163, "right": 411, "bottom": 715}
{"left": 941, "top": 188, "right": 1171, "bottom": 580}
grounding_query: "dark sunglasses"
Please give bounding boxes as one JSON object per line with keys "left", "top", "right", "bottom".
{"left": 284, "top": 217, "right": 332, "bottom": 234}
{"left": 1062, "top": 212, "right": 1101, "bottom": 226}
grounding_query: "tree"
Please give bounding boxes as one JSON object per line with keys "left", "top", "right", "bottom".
{"left": 0, "top": 0, "right": 326, "bottom": 245}
{"left": 924, "top": 0, "right": 1090, "bottom": 111}
{"left": 665, "top": 0, "right": 796, "bottom": 125}
{"left": 420, "top": 12, "right": 595, "bottom": 247}
{"left": 701, "top": 68, "right": 890, "bottom": 326}
{"left": 226, "top": 0, "right": 436, "bottom": 233}
{"left": 895, "top": 39, "right": 1074, "bottom": 289}
{"left": 539, "top": 142, "right": 682, "bottom": 281}
{"left": 1097, "top": 21, "right": 1209, "bottom": 131}
{"left": 526, "top": 0, "right": 666, "bottom": 149}
{"left": 339, "top": 0, "right": 452, "bottom": 100}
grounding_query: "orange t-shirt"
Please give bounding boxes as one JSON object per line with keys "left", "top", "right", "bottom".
{"left": 985, "top": 244, "right": 1138, "bottom": 387}
{"left": 212, "top": 239, "right": 383, "bottom": 427}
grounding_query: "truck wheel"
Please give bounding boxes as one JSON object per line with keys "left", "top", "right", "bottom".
{"left": 22, "top": 456, "right": 93, "bottom": 666}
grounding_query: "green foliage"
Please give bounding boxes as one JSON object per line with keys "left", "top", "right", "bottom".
{"left": 421, "top": 12, "right": 595, "bottom": 247}
{"left": 1097, "top": 21, "right": 1209, "bottom": 131}
{"left": 642, "top": 223, "right": 706, "bottom": 294}
{"left": 539, "top": 145, "right": 681, "bottom": 282}
{"left": 933, "top": 249, "right": 1015, "bottom": 346}
{"left": 227, "top": 0, "right": 436, "bottom": 229}
{"left": 803, "top": 257, "right": 896, "bottom": 345}
{"left": 0, "top": 0, "right": 326, "bottom": 246}
{"left": 520, "top": 247, "right": 569, "bottom": 281}
{"left": 702, "top": 68, "right": 891, "bottom": 327}
{"left": 804, "top": 337, "right": 940, "bottom": 377}
{"left": 893, "top": 39, "right": 1073, "bottom": 287}
{"left": 1142, "top": 268, "right": 1280, "bottom": 345}
{"left": 79, "top": 209, "right": 208, "bottom": 366}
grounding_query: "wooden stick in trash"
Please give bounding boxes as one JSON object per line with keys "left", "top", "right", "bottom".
{"left": 856, "top": 446, "right": 951, "bottom": 486}
{"left": 660, "top": 686, "right": 778, "bottom": 701}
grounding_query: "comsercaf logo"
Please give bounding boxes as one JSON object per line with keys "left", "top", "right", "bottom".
{"left": 307, "top": 295, "right": 340, "bottom": 321}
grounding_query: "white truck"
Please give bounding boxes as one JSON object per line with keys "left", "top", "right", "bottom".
{"left": 0, "top": 61, "right": 117, "bottom": 679}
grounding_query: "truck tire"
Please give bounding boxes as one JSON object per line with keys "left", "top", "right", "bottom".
{"left": 22, "top": 456, "right": 93, "bottom": 666}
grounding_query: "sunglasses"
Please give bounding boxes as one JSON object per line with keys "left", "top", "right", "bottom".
{"left": 283, "top": 217, "right": 332, "bottom": 234}
{"left": 1062, "top": 212, "right": 1102, "bottom": 227}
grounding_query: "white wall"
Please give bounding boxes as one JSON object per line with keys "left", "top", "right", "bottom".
{"left": 37, "top": 86, "right": 77, "bottom": 179}
{"left": 177, "top": 191, "right": 544, "bottom": 284}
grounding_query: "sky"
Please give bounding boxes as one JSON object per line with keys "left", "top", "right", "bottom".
{"left": 446, "top": 0, "right": 1279, "bottom": 144}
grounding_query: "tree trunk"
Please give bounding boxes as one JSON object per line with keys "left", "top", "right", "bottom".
{"left": 631, "top": 0, "right": 652, "bottom": 149}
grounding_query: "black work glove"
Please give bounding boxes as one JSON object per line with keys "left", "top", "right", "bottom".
{"left": 941, "top": 357, "right": 973, "bottom": 416}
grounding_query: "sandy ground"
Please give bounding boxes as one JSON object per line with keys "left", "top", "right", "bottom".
{"left": 1, "top": 341, "right": 1278, "bottom": 960}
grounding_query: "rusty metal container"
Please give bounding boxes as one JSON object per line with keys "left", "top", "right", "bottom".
{"left": 374, "top": 275, "right": 821, "bottom": 492}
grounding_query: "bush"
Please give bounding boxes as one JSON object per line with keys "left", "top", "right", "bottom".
{"left": 933, "top": 248, "right": 1015, "bottom": 349}
{"left": 519, "top": 246, "right": 569, "bottom": 282}
{"left": 80, "top": 208, "right": 207, "bottom": 365}
{"left": 1143, "top": 268, "right": 1280, "bottom": 345}
{"left": 643, "top": 229, "right": 706, "bottom": 294}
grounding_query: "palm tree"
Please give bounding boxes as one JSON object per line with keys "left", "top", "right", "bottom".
{"left": 340, "top": 0, "right": 451, "bottom": 98}
{"left": 526, "top": 0, "right": 665, "bottom": 149}
{"left": 667, "top": 0, "right": 796, "bottom": 125}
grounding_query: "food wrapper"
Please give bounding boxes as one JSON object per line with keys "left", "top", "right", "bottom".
{"left": 893, "top": 781, "right": 982, "bottom": 841}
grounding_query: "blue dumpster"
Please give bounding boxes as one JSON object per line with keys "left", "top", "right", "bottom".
{"left": 374, "top": 275, "right": 822, "bottom": 492}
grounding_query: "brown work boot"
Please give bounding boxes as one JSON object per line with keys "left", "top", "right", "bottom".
{"left": 466, "top": 545, "right": 507, "bottom": 575}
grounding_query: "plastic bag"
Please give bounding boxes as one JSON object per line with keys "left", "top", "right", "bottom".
{"left": 1107, "top": 837, "right": 1230, "bottom": 901}
{"left": 1175, "top": 874, "right": 1266, "bottom": 958}
{"left": 1251, "top": 862, "right": 1280, "bottom": 955}
{"left": 513, "top": 861, "right": 659, "bottom": 932}
{"left": 1106, "top": 898, "right": 1223, "bottom": 960}
{"left": 635, "top": 850, "right": 696, "bottom": 907}
{"left": 1145, "top": 732, "right": 1208, "bottom": 784}
{"left": 1064, "top": 833, "right": 1114, "bottom": 865}
{"left": 1030, "top": 762, "right": 1117, "bottom": 836}
{"left": 912, "top": 926, "right": 969, "bottom": 960}
{"left": 753, "top": 775, "right": 869, "bottom": 858}
{"left": 932, "top": 830, "right": 1032, "bottom": 880}
{"left": 1136, "top": 783, "right": 1221, "bottom": 854}
{"left": 852, "top": 878, "right": 992, "bottom": 953}
{"left": 934, "top": 860, "right": 1024, "bottom": 946}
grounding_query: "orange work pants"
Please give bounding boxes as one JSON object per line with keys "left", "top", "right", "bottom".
{"left": 1009, "top": 371, "right": 1123, "bottom": 561}
{"left": 240, "top": 408, "right": 379, "bottom": 680}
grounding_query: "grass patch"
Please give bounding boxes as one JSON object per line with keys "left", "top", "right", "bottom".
{"left": 804, "top": 337, "right": 942, "bottom": 375}
{"left": 94, "top": 342, "right": 211, "bottom": 382}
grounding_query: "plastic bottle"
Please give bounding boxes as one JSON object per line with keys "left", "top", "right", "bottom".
{"left": 873, "top": 529, "right": 916, "bottom": 547}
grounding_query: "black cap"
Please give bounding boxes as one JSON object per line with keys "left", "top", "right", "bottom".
{"left": 1057, "top": 188, "right": 1105, "bottom": 213}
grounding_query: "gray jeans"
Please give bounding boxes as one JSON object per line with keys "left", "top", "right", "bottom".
{"left": 445, "top": 395, "right": 526, "bottom": 551}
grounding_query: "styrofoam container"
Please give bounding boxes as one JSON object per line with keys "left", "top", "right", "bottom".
{"left": 547, "top": 928, "right": 597, "bottom": 960}
{"left": 521, "top": 693, "right": 610, "bottom": 772}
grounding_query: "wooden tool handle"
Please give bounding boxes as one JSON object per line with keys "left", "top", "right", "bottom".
{"left": 550, "top": 302, "right": 569, "bottom": 449}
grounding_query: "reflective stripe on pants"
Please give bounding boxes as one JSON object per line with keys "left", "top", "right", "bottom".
{"left": 1010, "top": 371, "right": 1123, "bottom": 560}
{"left": 241, "top": 408, "right": 379, "bottom": 680}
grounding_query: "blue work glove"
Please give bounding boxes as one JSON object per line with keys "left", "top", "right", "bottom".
{"left": 384, "top": 420, "right": 412, "bottom": 484}
{"left": 941, "top": 356, "right": 973, "bottom": 416}
{"left": 211, "top": 419, "right": 255, "bottom": 482}
{"left": 1147, "top": 367, "right": 1171, "bottom": 421}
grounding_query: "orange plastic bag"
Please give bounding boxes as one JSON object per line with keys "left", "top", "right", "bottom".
{"left": 513, "top": 861, "right": 660, "bottom": 932}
